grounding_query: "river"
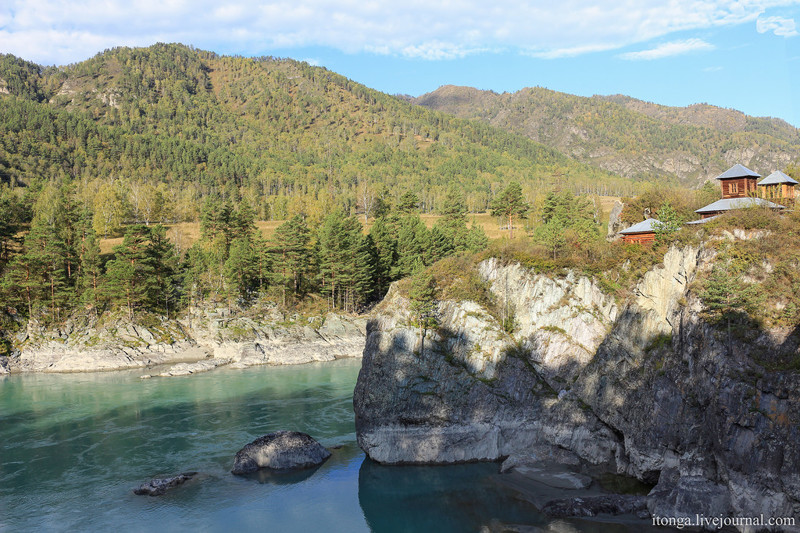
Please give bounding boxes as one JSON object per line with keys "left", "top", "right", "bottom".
{"left": 1, "top": 360, "right": 650, "bottom": 532}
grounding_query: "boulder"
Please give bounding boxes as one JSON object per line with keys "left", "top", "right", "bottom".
{"left": 133, "top": 472, "right": 197, "bottom": 496}
{"left": 231, "top": 431, "right": 331, "bottom": 474}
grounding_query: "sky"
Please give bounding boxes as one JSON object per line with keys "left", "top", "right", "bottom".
{"left": 1, "top": 1, "right": 799, "bottom": 126}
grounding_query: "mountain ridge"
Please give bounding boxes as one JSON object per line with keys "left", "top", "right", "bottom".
{"left": 414, "top": 84, "right": 800, "bottom": 184}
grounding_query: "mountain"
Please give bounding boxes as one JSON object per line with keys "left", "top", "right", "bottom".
{"left": 414, "top": 85, "right": 800, "bottom": 185}
{"left": 0, "top": 44, "right": 632, "bottom": 222}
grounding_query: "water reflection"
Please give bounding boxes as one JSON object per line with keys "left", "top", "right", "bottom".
{"left": 358, "top": 458, "right": 548, "bottom": 532}
{"left": 237, "top": 464, "right": 323, "bottom": 485}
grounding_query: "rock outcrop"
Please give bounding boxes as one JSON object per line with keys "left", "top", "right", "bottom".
{"left": 354, "top": 246, "right": 800, "bottom": 531}
{"left": 4, "top": 308, "right": 366, "bottom": 374}
{"left": 231, "top": 431, "right": 331, "bottom": 474}
{"left": 133, "top": 472, "right": 198, "bottom": 496}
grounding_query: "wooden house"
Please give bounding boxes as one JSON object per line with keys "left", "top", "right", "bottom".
{"left": 758, "top": 171, "right": 798, "bottom": 205}
{"left": 691, "top": 164, "right": 786, "bottom": 220}
{"left": 619, "top": 218, "right": 659, "bottom": 244}
{"left": 715, "top": 163, "right": 760, "bottom": 199}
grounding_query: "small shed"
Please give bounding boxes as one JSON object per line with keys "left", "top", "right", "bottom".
{"left": 619, "top": 218, "right": 660, "bottom": 244}
{"left": 758, "top": 171, "right": 798, "bottom": 202}
{"left": 715, "top": 164, "right": 760, "bottom": 199}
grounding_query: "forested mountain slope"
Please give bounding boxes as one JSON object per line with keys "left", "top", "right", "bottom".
{"left": 0, "top": 44, "right": 630, "bottom": 221}
{"left": 414, "top": 85, "right": 800, "bottom": 185}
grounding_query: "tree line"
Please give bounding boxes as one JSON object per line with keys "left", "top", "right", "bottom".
{"left": 0, "top": 182, "right": 491, "bottom": 324}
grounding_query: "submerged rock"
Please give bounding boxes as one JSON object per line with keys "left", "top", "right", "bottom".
{"left": 133, "top": 472, "right": 197, "bottom": 496}
{"left": 542, "top": 495, "right": 648, "bottom": 518}
{"left": 231, "top": 431, "right": 331, "bottom": 474}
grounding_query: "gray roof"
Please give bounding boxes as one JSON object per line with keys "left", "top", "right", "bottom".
{"left": 758, "top": 171, "right": 799, "bottom": 186}
{"left": 695, "top": 197, "right": 785, "bottom": 214}
{"left": 715, "top": 164, "right": 760, "bottom": 180}
{"left": 685, "top": 215, "right": 719, "bottom": 225}
{"left": 619, "top": 218, "right": 660, "bottom": 234}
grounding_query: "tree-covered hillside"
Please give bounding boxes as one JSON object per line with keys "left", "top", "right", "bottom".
{"left": 414, "top": 85, "right": 800, "bottom": 185}
{"left": 0, "top": 44, "right": 632, "bottom": 227}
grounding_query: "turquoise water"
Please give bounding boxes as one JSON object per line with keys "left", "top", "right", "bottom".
{"left": 1, "top": 360, "right": 648, "bottom": 532}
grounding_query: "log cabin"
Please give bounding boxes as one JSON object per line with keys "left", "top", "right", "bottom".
{"left": 692, "top": 164, "right": 787, "bottom": 220}
{"left": 716, "top": 163, "right": 760, "bottom": 199}
{"left": 758, "top": 171, "right": 798, "bottom": 206}
{"left": 619, "top": 218, "right": 659, "bottom": 244}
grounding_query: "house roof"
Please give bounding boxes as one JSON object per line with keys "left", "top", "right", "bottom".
{"left": 619, "top": 218, "right": 660, "bottom": 234}
{"left": 715, "top": 164, "right": 761, "bottom": 180}
{"left": 758, "top": 171, "right": 799, "bottom": 186}
{"left": 685, "top": 215, "right": 720, "bottom": 225}
{"left": 695, "top": 197, "right": 785, "bottom": 214}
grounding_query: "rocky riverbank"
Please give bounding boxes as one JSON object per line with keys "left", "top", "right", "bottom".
{"left": 0, "top": 305, "right": 366, "bottom": 374}
{"left": 354, "top": 246, "right": 800, "bottom": 531}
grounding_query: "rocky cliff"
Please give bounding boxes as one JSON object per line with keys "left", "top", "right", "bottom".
{"left": 354, "top": 246, "right": 800, "bottom": 530}
{"left": 0, "top": 306, "right": 366, "bottom": 374}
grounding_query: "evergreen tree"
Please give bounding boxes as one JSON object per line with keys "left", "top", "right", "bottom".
{"left": 0, "top": 189, "right": 24, "bottom": 270}
{"left": 653, "top": 201, "right": 684, "bottom": 242}
{"left": 224, "top": 236, "right": 260, "bottom": 304}
{"left": 104, "top": 225, "right": 160, "bottom": 319}
{"left": 408, "top": 262, "right": 438, "bottom": 355}
{"left": 148, "top": 224, "right": 182, "bottom": 316}
{"left": 368, "top": 214, "right": 399, "bottom": 296}
{"left": 269, "top": 214, "right": 311, "bottom": 305}
{"left": 440, "top": 185, "right": 467, "bottom": 222}
{"left": 316, "top": 211, "right": 376, "bottom": 312}
{"left": 77, "top": 222, "right": 104, "bottom": 315}
{"left": 397, "top": 191, "right": 420, "bottom": 214}
{"left": 395, "top": 214, "right": 431, "bottom": 278}
{"left": 491, "top": 181, "right": 529, "bottom": 239}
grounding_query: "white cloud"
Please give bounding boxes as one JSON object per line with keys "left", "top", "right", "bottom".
{"left": 1, "top": 0, "right": 799, "bottom": 65}
{"left": 619, "top": 38, "right": 716, "bottom": 60}
{"left": 757, "top": 15, "right": 799, "bottom": 36}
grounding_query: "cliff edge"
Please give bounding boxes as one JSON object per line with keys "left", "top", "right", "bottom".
{"left": 354, "top": 246, "right": 800, "bottom": 529}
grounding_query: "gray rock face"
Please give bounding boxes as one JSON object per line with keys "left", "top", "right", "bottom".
{"left": 133, "top": 472, "right": 197, "bottom": 496}
{"left": 354, "top": 246, "right": 800, "bottom": 532}
{"left": 606, "top": 200, "right": 627, "bottom": 239}
{"left": 4, "top": 309, "right": 366, "bottom": 374}
{"left": 231, "top": 431, "right": 331, "bottom": 474}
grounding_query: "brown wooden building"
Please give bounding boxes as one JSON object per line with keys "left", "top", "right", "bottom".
{"left": 716, "top": 163, "right": 760, "bottom": 198}
{"left": 619, "top": 218, "right": 659, "bottom": 244}
{"left": 758, "top": 171, "right": 798, "bottom": 206}
{"left": 691, "top": 164, "right": 788, "bottom": 221}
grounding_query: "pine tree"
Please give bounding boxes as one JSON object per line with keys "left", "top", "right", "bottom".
{"left": 148, "top": 224, "right": 182, "bottom": 317}
{"left": 4, "top": 201, "right": 71, "bottom": 322}
{"left": 395, "top": 214, "right": 431, "bottom": 278}
{"left": 491, "top": 182, "right": 529, "bottom": 239}
{"left": 368, "top": 214, "right": 399, "bottom": 295}
{"left": 104, "top": 225, "right": 159, "bottom": 319}
{"left": 440, "top": 185, "right": 467, "bottom": 222}
{"left": 653, "top": 201, "right": 684, "bottom": 242}
{"left": 78, "top": 225, "right": 103, "bottom": 315}
{"left": 269, "top": 214, "right": 311, "bottom": 305}
{"left": 409, "top": 262, "right": 438, "bottom": 355}
{"left": 225, "top": 236, "right": 259, "bottom": 304}
{"left": 397, "top": 191, "right": 420, "bottom": 214}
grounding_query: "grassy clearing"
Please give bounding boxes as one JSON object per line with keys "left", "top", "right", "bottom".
{"left": 97, "top": 196, "right": 624, "bottom": 255}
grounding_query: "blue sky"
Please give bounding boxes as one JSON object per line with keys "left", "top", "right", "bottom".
{"left": 2, "top": 1, "right": 799, "bottom": 126}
